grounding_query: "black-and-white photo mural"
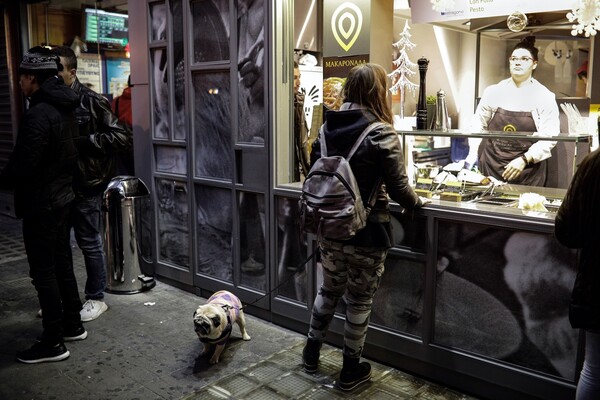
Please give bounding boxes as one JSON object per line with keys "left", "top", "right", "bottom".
{"left": 195, "top": 185, "right": 232, "bottom": 281}
{"left": 171, "top": 0, "right": 186, "bottom": 140}
{"left": 275, "top": 197, "right": 308, "bottom": 303}
{"left": 372, "top": 219, "right": 578, "bottom": 379}
{"left": 155, "top": 146, "right": 187, "bottom": 175}
{"left": 239, "top": 192, "right": 266, "bottom": 291}
{"left": 151, "top": 1, "right": 186, "bottom": 141}
{"left": 156, "top": 178, "right": 189, "bottom": 267}
{"left": 237, "top": 0, "right": 265, "bottom": 144}
{"left": 150, "top": 3, "right": 169, "bottom": 140}
{"left": 193, "top": 71, "right": 232, "bottom": 179}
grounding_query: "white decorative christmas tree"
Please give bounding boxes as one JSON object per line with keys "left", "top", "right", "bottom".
{"left": 388, "top": 21, "right": 419, "bottom": 119}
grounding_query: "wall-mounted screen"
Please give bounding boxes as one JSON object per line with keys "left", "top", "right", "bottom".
{"left": 84, "top": 8, "right": 128, "bottom": 46}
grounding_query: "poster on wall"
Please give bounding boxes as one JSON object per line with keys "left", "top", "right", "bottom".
{"left": 105, "top": 58, "right": 130, "bottom": 99}
{"left": 322, "top": 55, "right": 369, "bottom": 111}
{"left": 76, "top": 53, "right": 103, "bottom": 94}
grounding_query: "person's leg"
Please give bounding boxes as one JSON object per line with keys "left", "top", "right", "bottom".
{"left": 17, "top": 209, "right": 71, "bottom": 363}
{"left": 307, "top": 240, "right": 348, "bottom": 342}
{"left": 576, "top": 331, "right": 600, "bottom": 400}
{"left": 303, "top": 239, "right": 347, "bottom": 372}
{"left": 71, "top": 195, "right": 106, "bottom": 301}
{"left": 342, "top": 246, "right": 386, "bottom": 358}
{"left": 23, "top": 211, "right": 64, "bottom": 344}
{"left": 338, "top": 245, "right": 386, "bottom": 391}
{"left": 54, "top": 207, "right": 84, "bottom": 335}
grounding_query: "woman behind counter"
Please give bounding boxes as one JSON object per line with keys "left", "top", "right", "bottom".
{"left": 467, "top": 36, "right": 560, "bottom": 186}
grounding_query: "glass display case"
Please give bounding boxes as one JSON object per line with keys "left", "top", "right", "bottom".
{"left": 398, "top": 129, "right": 593, "bottom": 219}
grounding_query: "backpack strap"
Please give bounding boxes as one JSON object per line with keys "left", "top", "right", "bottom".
{"left": 318, "top": 125, "right": 328, "bottom": 157}
{"left": 347, "top": 122, "right": 386, "bottom": 161}
{"left": 318, "top": 121, "right": 387, "bottom": 160}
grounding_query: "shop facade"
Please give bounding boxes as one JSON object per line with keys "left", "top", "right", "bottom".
{"left": 2, "top": 1, "right": 600, "bottom": 398}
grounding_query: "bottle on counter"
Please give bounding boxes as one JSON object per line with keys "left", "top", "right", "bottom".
{"left": 433, "top": 89, "right": 449, "bottom": 132}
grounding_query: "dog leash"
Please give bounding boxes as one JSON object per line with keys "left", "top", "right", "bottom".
{"left": 237, "top": 247, "right": 319, "bottom": 311}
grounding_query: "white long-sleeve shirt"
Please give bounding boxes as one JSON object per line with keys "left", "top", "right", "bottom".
{"left": 467, "top": 77, "right": 560, "bottom": 165}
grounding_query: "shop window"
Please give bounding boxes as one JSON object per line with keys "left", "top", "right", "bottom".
{"left": 239, "top": 192, "right": 266, "bottom": 290}
{"left": 192, "top": 71, "right": 232, "bottom": 180}
{"left": 156, "top": 178, "right": 190, "bottom": 267}
{"left": 195, "top": 184, "right": 233, "bottom": 282}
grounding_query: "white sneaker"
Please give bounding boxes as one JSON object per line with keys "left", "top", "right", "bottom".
{"left": 80, "top": 300, "right": 108, "bottom": 322}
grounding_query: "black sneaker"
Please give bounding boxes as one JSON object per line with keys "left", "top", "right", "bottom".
{"left": 63, "top": 326, "right": 88, "bottom": 342}
{"left": 16, "top": 342, "right": 70, "bottom": 364}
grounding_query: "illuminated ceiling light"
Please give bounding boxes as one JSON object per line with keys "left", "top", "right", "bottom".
{"left": 296, "top": 0, "right": 316, "bottom": 49}
{"left": 430, "top": 0, "right": 455, "bottom": 13}
{"left": 567, "top": 0, "right": 600, "bottom": 37}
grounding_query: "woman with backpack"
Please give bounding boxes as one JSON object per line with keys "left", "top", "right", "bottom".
{"left": 302, "top": 63, "right": 428, "bottom": 390}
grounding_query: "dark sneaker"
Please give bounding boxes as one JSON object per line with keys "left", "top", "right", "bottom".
{"left": 64, "top": 326, "right": 88, "bottom": 342}
{"left": 16, "top": 342, "right": 70, "bottom": 364}
{"left": 302, "top": 338, "right": 321, "bottom": 373}
{"left": 338, "top": 361, "right": 372, "bottom": 391}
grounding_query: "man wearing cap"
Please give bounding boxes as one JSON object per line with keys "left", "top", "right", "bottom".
{"left": 0, "top": 46, "right": 86, "bottom": 363}
{"left": 52, "top": 46, "right": 132, "bottom": 323}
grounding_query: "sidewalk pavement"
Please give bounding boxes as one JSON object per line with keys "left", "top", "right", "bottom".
{"left": 0, "top": 213, "right": 477, "bottom": 400}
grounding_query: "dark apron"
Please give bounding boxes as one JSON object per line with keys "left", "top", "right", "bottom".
{"left": 479, "top": 108, "right": 546, "bottom": 186}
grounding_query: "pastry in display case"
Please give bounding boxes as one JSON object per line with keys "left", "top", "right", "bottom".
{"left": 399, "top": 129, "right": 592, "bottom": 215}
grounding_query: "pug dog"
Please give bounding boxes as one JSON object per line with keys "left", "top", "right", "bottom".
{"left": 193, "top": 290, "right": 251, "bottom": 364}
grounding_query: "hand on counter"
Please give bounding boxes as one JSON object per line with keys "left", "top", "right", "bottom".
{"left": 502, "top": 157, "right": 527, "bottom": 181}
{"left": 419, "top": 196, "right": 432, "bottom": 206}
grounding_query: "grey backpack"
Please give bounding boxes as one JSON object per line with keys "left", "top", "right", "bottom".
{"left": 299, "top": 122, "right": 385, "bottom": 240}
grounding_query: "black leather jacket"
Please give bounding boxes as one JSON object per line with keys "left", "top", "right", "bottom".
{"left": 0, "top": 76, "right": 78, "bottom": 218}
{"left": 555, "top": 149, "right": 600, "bottom": 331}
{"left": 311, "top": 107, "right": 422, "bottom": 248}
{"left": 70, "top": 78, "right": 132, "bottom": 197}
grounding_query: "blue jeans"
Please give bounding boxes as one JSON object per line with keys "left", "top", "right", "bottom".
{"left": 577, "top": 331, "right": 600, "bottom": 400}
{"left": 23, "top": 207, "right": 82, "bottom": 344}
{"left": 71, "top": 195, "right": 106, "bottom": 301}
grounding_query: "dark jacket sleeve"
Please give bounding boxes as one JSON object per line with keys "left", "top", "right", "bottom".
{"left": 0, "top": 111, "right": 49, "bottom": 188}
{"left": 373, "top": 125, "right": 421, "bottom": 209}
{"left": 85, "top": 90, "right": 132, "bottom": 153}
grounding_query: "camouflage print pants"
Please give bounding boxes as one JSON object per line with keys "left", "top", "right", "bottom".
{"left": 308, "top": 239, "right": 387, "bottom": 358}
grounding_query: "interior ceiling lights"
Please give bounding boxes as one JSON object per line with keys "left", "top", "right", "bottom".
{"left": 567, "top": 0, "right": 600, "bottom": 37}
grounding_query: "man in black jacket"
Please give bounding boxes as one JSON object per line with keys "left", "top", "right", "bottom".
{"left": 53, "top": 46, "right": 133, "bottom": 322}
{"left": 0, "top": 47, "right": 86, "bottom": 363}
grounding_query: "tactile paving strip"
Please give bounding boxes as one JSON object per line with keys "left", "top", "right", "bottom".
{"left": 182, "top": 341, "right": 479, "bottom": 400}
{"left": 0, "top": 232, "right": 26, "bottom": 264}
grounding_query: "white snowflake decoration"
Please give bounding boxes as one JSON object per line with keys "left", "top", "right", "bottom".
{"left": 430, "top": 0, "right": 456, "bottom": 13}
{"left": 567, "top": 0, "right": 600, "bottom": 37}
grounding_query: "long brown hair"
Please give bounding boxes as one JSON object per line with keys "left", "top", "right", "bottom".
{"left": 342, "top": 63, "right": 393, "bottom": 125}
